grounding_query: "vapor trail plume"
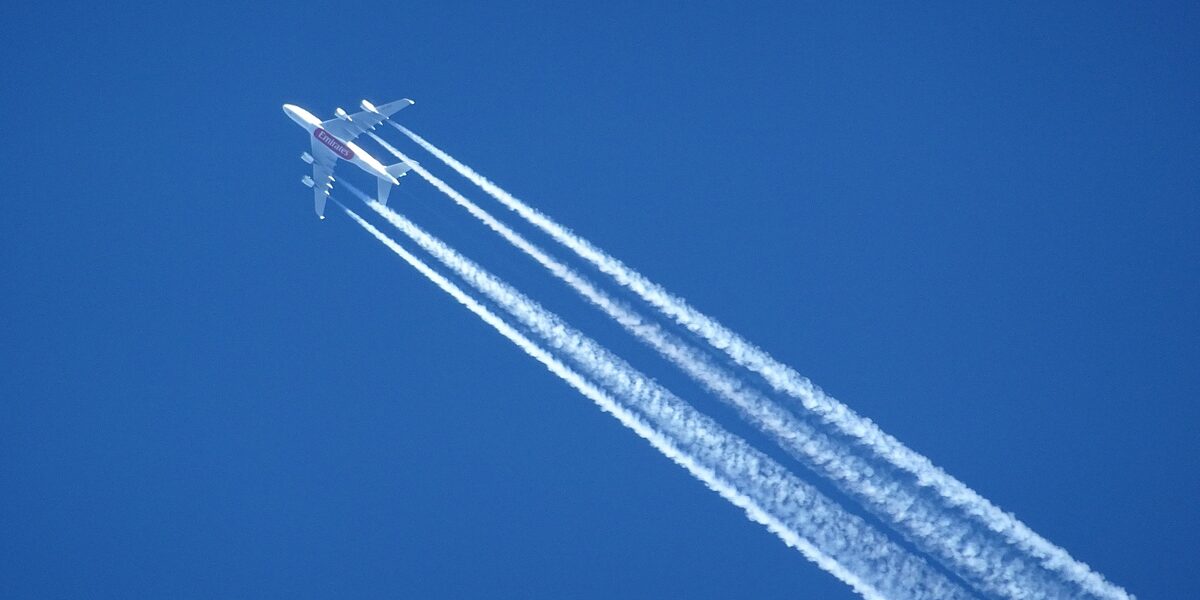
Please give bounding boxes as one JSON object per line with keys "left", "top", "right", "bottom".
{"left": 358, "top": 141, "right": 1065, "bottom": 598}
{"left": 386, "top": 124, "right": 1131, "bottom": 600}
{"left": 338, "top": 193, "right": 973, "bottom": 600}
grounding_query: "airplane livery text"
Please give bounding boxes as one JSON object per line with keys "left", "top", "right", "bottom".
{"left": 314, "top": 128, "right": 355, "bottom": 160}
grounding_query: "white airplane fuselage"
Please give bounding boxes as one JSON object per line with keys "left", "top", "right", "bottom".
{"left": 282, "top": 104, "right": 398, "bottom": 185}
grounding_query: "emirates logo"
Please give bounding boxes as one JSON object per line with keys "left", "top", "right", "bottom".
{"left": 314, "top": 128, "right": 355, "bottom": 160}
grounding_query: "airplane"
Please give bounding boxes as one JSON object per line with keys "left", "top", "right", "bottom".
{"left": 282, "top": 98, "right": 417, "bottom": 219}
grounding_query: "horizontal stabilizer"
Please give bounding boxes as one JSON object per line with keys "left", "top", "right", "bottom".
{"left": 386, "top": 160, "right": 415, "bottom": 179}
{"left": 377, "top": 177, "right": 397, "bottom": 206}
{"left": 376, "top": 158, "right": 417, "bottom": 206}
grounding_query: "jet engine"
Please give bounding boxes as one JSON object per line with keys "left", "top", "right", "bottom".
{"left": 301, "top": 175, "right": 315, "bottom": 188}
{"left": 300, "top": 152, "right": 314, "bottom": 164}
{"left": 335, "top": 107, "right": 351, "bottom": 121}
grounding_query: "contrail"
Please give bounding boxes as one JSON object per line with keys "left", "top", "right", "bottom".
{"left": 386, "top": 124, "right": 1131, "bottom": 600}
{"left": 360, "top": 141, "right": 1066, "bottom": 599}
{"left": 338, "top": 194, "right": 974, "bottom": 600}
{"left": 334, "top": 206, "right": 883, "bottom": 596}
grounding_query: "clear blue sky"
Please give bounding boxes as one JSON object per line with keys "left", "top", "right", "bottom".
{"left": 3, "top": 2, "right": 1197, "bottom": 598}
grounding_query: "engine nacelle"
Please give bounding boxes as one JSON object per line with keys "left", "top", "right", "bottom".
{"left": 335, "top": 107, "right": 351, "bottom": 121}
{"left": 300, "top": 152, "right": 314, "bottom": 164}
{"left": 301, "top": 175, "right": 315, "bottom": 188}
{"left": 360, "top": 99, "right": 379, "bottom": 113}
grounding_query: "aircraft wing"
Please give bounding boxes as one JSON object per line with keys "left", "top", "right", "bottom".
{"left": 320, "top": 98, "right": 415, "bottom": 142}
{"left": 309, "top": 141, "right": 339, "bottom": 219}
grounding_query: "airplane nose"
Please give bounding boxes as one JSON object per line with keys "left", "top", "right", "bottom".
{"left": 282, "top": 104, "right": 307, "bottom": 126}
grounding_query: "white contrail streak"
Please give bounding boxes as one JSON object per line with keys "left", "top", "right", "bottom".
{"left": 338, "top": 195, "right": 973, "bottom": 600}
{"left": 387, "top": 124, "right": 1131, "bottom": 600}
{"left": 360, "top": 141, "right": 1065, "bottom": 599}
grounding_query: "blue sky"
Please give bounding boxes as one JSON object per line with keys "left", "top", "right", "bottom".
{"left": 3, "top": 2, "right": 1197, "bottom": 598}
